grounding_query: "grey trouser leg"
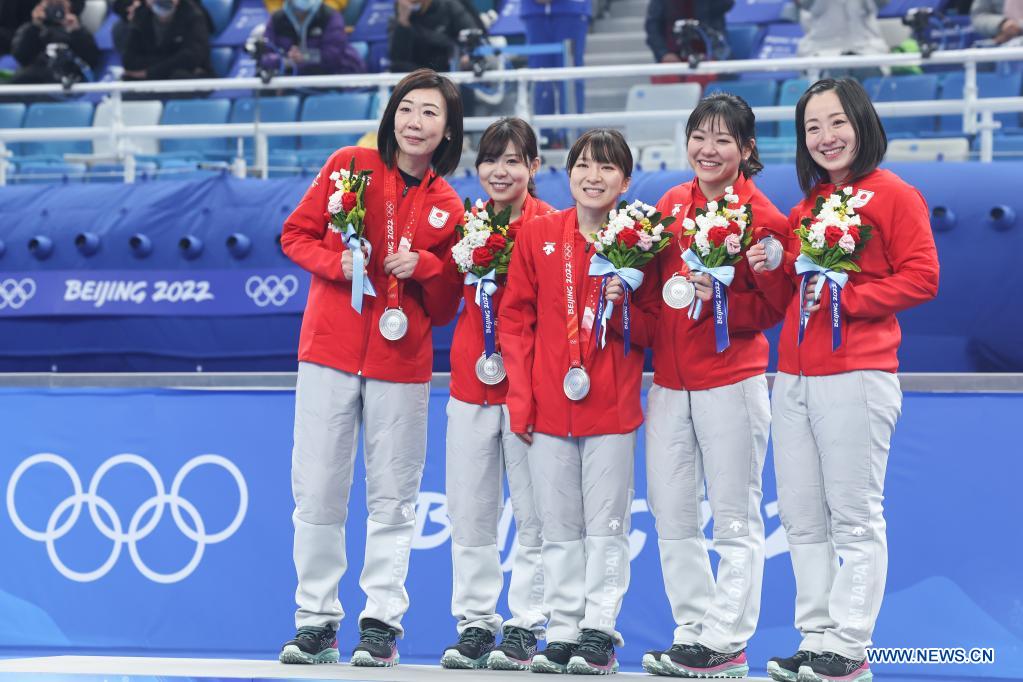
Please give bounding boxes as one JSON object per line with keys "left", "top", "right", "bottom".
{"left": 530, "top": 432, "right": 635, "bottom": 646}
{"left": 773, "top": 371, "right": 901, "bottom": 660}
{"left": 446, "top": 398, "right": 545, "bottom": 636}
{"left": 646, "top": 378, "right": 769, "bottom": 651}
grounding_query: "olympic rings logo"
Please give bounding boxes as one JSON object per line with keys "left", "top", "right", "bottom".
{"left": 6, "top": 453, "right": 248, "bottom": 584}
{"left": 245, "top": 275, "right": 299, "bottom": 308}
{"left": 0, "top": 278, "right": 37, "bottom": 310}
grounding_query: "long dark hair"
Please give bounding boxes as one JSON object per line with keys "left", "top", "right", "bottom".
{"left": 794, "top": 78, "right": 887, "bottom": 195}
{"left": 377, "top": 68, "right": 464, "bottom": 176}
{"left": 475, "top": 117, "right": 540, "bottom": 196}
{"left": 685, "top": 92, "right": 763, "bottom": 178}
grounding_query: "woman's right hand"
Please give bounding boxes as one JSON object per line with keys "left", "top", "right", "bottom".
{"left": 516, "top": 426, "right": 534, "bottom": 445}
{"left": 689, "top": 272, "right": 713, "bottom": 303}
{"left": 746, "top": 241, "right": 768, "bottom": 273}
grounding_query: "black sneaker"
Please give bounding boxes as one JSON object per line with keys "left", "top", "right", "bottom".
{"left": 489, "top": 625, "right": 538, "bottom": 671}
{"left": 797, "top": 651, "right": 872, "bottom": 682}
{"left": 660, "top": 642, "right": 748, "bottom": 678}
{"left": 566, "top": 629, "right": 618, "bottom": 675}
{"left": 350, "top": 618, "right": 399, "bottom": 667}
{"left": 531, "top": 640, "right": 576, "bottom": 674}
{"left": 641, "top": 647, "right": 671, "bottom": 675}
{"left": 441, "top": 626, "right": 495, "bottom": 669}
{"left": 767, "top": 650, "right": 816, "bottom": 682}
{"left": 279, "top": 625, "right": 339, "bottom": 664}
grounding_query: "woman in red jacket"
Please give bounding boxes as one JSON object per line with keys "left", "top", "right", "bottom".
{"left": 642, "top": 93, "right": 789, "bottom": 679}
{"left": 761, "top": 78, "right": 939, "bottom": 682}
{"left": 277, "top": 68, "right": 465, "bottom": 668}
{"left": 440, "top": 117, "right": 554, "bottom": 671}
{"left": 500, "top": 128, "right": 660, "bottom": 675}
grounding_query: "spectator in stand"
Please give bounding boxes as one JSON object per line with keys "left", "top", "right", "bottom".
{"left": 8, "top": 0, "right": 99, "bottom": 83}
{"left": 644, "top": 0, "right": 732, "bottom": 85}
{"left": 260, "top": 0, "right": 365, "bottom": 76}
{"left": 120, "top": 0, "right": 212, "bottom": 80}
{"left": 520, "top": 0, "right": 589, "bottom": 122}
{"left": 796, "top": 0, "right": 889, "bottom": 57}
{"left": 264, "top": 0, "right": 346, "bottom": 11}
{"left": 2, "top": 0, "right": 46, "bottom": 55}
{"left": 387, "top": 0, "right": 476, "bottom": 73}
{"left": 972, "top": 0, "right": 1023, "bottom": 44}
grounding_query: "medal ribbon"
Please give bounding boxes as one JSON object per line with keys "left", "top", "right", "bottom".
{"left": 383, "top": 166, "right": 433, "bottom": 310}
{"left": 343, "top": 224, "right": 376, "bottom": 314}
{"left": 563, "top": 220, "right": 583, "bottom": 371}
{"left": 681, "top": 248, "right": 735, "bottom": 353}
{"left": 795, "top": 254, "right": 848, "bottom": 351}
{"left": 588, "top": 253, "right": 644, "bottom": 355}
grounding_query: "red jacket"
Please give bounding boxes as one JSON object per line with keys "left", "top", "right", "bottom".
{"left": 773, "top": 168, "right": 940, "bottom": 376}
{"left": 652, "top": 174, "right": 790, "bottom": 391}
{"left": 499, "top": 208, "right": 660, "bottom": 437}
{"left": 448, "top": 194, "right": 556, "bottom": 406}
{"left": 281, "top": 146, "right": 463, "bottom": 383}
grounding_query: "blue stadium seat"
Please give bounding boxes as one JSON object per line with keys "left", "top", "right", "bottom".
{"left": 972, "top": 133, "right": 1023, "bottom": 161}
{"left": 213, "top": 0, "right": 269, "bottom": 47}
{"left": 211, "top": 46, "right": 237, "bottom": 78}
{"left": 879, "top": 0, "right": 942, "bottom": 18}
{"left": 704, "top": 79, "right": 779, "bottom": 136}
{"left": 159, "top": 98, "right": 232, "bottom": 155}
{"left": 90, "top": 161, "right": 160, "bottom": 182}
{"left": 215, "top": 96, "right": 302, "bottom": 159}
{"left": 0, "top": 103, "right": 27, "bottom": 129}
{"left": 725, "top": 24, "right": 763, "bottom": 61}
{"left": 938, "top": 71, "right": 1023, "bottom": 134}
{"left": 15, "top": 161, "right": 88, "bottom": 184}
{"left": 350, "top": 41, "right": 369, "bottom": 62}
{"left": 203, "top": 0, "right": 235, "bottom": 35}
{"left": 344, "top": 0, "right": 367, "bottom": 26}
{"left": 726, "top": 0, "right": 787, "bottom": 23}
{"left": 862, "top": 74, "right": 940, "bottom": 137}
{"left": 20, "top": 102, "right": 95, "bottom": 158}
{"left": 777, "top": 77, "right": 809, "bottom": 138}
{"left": 300, "top": 92, "right": 375, "bottom": 153}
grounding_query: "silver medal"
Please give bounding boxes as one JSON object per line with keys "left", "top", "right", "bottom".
{"left": 379, "top": 308, "right": 409, "bottom": 341}
{"left": 475, "top": 352, "right": 506, "bottom": 385}
{"left": 662, "top": 275, "right": 695, "bottom": 310}
{"left": 563, "top": 366, "right": 591, "bottom": 401}
{"left": 761, "top": 236, "right": 784, "bottom": 271}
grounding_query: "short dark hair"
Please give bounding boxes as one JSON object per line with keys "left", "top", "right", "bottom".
{"left": 476, "top": 117, "right": 540, "bottom": 196}
{"left": 377, "top": 68, "right": 464, "bottom": 176}
{"left": 685, "top": 92, "right": 763, "bottom": 178}
{"left": 794, "top": 78, "right": 887, "bottom": 195}
{"left": 566, "top": 128, "right": 633, "bottom": 178}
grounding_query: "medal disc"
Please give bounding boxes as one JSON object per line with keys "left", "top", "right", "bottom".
{"left": 475, "top": 352, "right": 506, "bottom": 385}
{"left": 662, "top": 275, "right": 695, "bottom": 310}
{"left": 761, "top": 236, "right": 783, "bottom": 271}
{"left": 379, "top": 308, "right": 409, "bottom": 341}
{"left": 563, "top": 366, "right": 591, "bottom": 401}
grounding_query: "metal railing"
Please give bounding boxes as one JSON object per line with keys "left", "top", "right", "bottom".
{"left": 1, "top": 46, "right": 1022, "bottom": 184}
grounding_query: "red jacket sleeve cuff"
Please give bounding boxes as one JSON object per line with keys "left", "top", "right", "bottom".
{"left": 411, "top": 249, "right": 443, "bottom": 282}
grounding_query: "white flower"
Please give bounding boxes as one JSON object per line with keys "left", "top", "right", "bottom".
{"left": 843, "top": 186, "right": 853, "bottom": 196}
{"left": 838, "top": 233, "right": 856, "bottom": 253}
{"left": 682, "top": 217, "right": 696, "bottom": 231}
{"left": 329, "top": 171, "right": 341, "bottom": 182}
{"left": 707, "top": 200, "right": 719, "bottom": 213}
{"left": 724, "top": 233, "right": 742, "bottom": 256}
{"left": 593, "top": 241, "right": 604, "bottom": 252}
{"left": 652, "top": 224, "right": 664, "bottom": 236}
{"left": 327, "top": 191, "right": 345, "bottom": 215}
{"left": 694, "top": 232, "right": 711, "bottom": 257}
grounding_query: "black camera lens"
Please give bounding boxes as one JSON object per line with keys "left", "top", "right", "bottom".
{"left": 44, "top": 4, "right": 66, "bottom": 24}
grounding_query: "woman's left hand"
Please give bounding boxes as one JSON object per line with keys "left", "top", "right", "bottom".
{"left": 605, "top": 276, "right": 625, "bottom": 304}
{"left": 689, "top": 272, "right": 713, "bottom": 303}
{"left": 383, "top": 251, "right": 420, "bottom": 279}
{"left": 803, "top": 274, "right": 822, "bottom": 313}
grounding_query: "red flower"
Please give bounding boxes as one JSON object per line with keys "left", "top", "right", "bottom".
{"left": 341, "top": 192, "right": 358, "bottom": 212}
{"left": 633, "top": 220, "right": 644, "bottom": 231}
{"left": 708, "top": 226, "right": 730, "bottom": 246}
{"left": 727, "top": 221, "right": 742, "bottom": 236}
{"left": 617, "top": 228, "right": 641, "bottom": 248}
{"left": 847, "top": 224, "right": 861, "bottom": 243}
{"left": 825, "top": 225, "right": 844, "bottom": 248}
{"left": 472, "top": 247, "right": 495, "bottom": 267}
{"left": 485, "top": 233, "right": 507, "bottom": 251}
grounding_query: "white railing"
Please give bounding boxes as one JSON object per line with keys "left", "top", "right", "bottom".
{"left": 1, "top": 46, "right": 1022, "bottom": 184}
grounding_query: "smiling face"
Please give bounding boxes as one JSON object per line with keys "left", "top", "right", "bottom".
{"left": 568, "top": 146, "right": 630, "bottom": 214}
{"left": 477, "top": 141, "right": 537, "bottom": 209}
{"left": 393, "top": 87, "right": 448, "bottom": 165}
{"left": 686, "top": 115, "right": 746, "bottom": 198}
{"left": 803, "top": 89, "right": 858, "bottom": 184}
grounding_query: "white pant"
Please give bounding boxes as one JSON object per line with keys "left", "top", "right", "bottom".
{"left": 528, "top": 432, "right": 635, "bottom": 646}
{"left": 291, "top": 361, "right": 430, "bottom": 635}
{"left": 772, "top": 371, "right": 901, "bottom": 660}
{"left": 446, "top": 398, "right": 546, "bottom": 636}
{"left": 645, "top": 377, "right": 769, "bottom": 652}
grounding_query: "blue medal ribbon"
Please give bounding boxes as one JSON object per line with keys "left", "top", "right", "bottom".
{"left": 588, "top": 253, "right": 644, "bottom": 355}
{"left": 344, "top": 224, "right": 376, "bottom": 313}
{"left": 795, "top": 254, "right": 848, "bottom": 351}
{"left": 681, "top": 249, "right": 735, "bottom": 353}
{"left": 466, "top": 269, "right": 499, "bottom": 358}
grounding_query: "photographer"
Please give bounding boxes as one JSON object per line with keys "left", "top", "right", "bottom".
{"left": 120, "top": 0, "right": 212, "bottom": 81}
{"left": 8, "top": 0, "right": 99, "bottom": 84}
{"left": 387, "top": 0, "right": 478, "bottom": 73}
{"left": 260, "top": 0, "right": 365, "bottom": 77}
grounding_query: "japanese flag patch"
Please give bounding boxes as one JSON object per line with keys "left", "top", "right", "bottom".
{"left": 848, "top": 189, "right": 875, "bottom": 209}
{"left": 428, "top": 206, "right": 450, "bottom": 228}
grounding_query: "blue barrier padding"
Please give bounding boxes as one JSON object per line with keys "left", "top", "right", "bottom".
{"left": 0, "top": 387, "right": 1019, "bottom": 676}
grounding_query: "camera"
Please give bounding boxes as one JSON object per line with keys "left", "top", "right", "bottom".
{"left": 43, "top": 3, "right": 66, "bottom": 26}
{"left": 672, "top": 18, "right": 726, "bottom": 68}
{"left": 458, "top": 28, "right": 489, "bottom": 77}
{"left": 903, "top": 7, "right": 943, "bottom": 58}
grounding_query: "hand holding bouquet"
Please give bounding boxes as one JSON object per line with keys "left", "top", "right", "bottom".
{"left": 325, "top": 158, "right": 374, "bottom": 312}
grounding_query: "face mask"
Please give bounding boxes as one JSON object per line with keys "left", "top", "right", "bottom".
{"left": 291, "top": 0, "right": 317, "bottom": 12}
{"left": 408, "top": 3, "right": 422, "bottom": 11}
{"left": 151, "top": 0, "right": 174, "bottom": 17}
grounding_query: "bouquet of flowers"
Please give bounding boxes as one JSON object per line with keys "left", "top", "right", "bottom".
{"left": 678, "top": 186, "right": 753, "bottom": 352}
{"left": 325, "top": 158, "right": 374, "bottom": 312}
{"left": 793, "top": 186, "right": 874, "bottom": 350}
{"left": 587, "top": 199, "right": 675, "bottom": 353}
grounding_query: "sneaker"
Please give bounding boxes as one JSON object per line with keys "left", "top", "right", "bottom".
{"left": 641, "top": 647, "right": 671, "bottom": 675}
{"left": 566, "top": 629, "right": 618, "bottom": 675}
{"left": 531, "top": 640, "right": 576, "bottom": 674}
{"left": 441, "top": 626, "right": 495, "bottom": 669}
{"left": 279, "top": 625, "right": 339, "bottom": 665}
{"left": 767, "top": 650, "right": 816, "bottom": 682}
{"left": 350, "top": 618, "right": 399, "bottom": 667}
{"left": 489, "top": 625, "right": 538, "bottom": 671}
{"left": 660, "top": 642, "right": 748, "bottom": 678}
{"left": 797, "top": 652, "right": 872, "bottom": 682}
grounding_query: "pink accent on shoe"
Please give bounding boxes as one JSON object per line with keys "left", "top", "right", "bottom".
{"left": 681, "top": 652, "right": 747, "bottom": 674}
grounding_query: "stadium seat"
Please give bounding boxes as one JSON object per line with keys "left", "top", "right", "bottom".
{"left": 726, "top": 0, "right": 787, "bottom": 23}
{"left": 704, "top": 79, "right": 779, "bottom": 136}
{"left": 776, "top": 77, "right": 809, "bottom": 138}
{"left": 299, "top": 91, "right": 375, "bottom": 154}
{"left": 887, "top": 137, "right": 970, "bottom": 162}
{"left": 973, "top": 133, "right": 1023, "bottom": 161}
{"left": 0, "top": 103, "right": 27, "bottom": 130}
{"left": 159, "top": 98, "right": 232, "bottom": 155}
{"left": 203, "top": 0, "right": 236, "bottom": 35}
{"left": 344, "top": 0, "right": 367, "bottom": 27}
{"left": 639, "top": 144, "right": 682, "bottom": 170}
{"left": 350, "top": 41, "right": 369, "bottom": 62}
{"left": 20, "top": 101, "right": 95, "bottom": 158}
{"left": 862, "top": 74, "right": 940, "bottom": 136}
{"left": 211, "top": 46, "right": 237, "bottom": 78}
{"left": 90, "top": 160, "right": 160, "bottom": 182}
{"left": 938, "top": 71, "right": 1023, "bottom": 134}
{"left": 725, "top": 24, "right": 763, "bottom": 61}
{"left": 209, "top": 96, "right": 302, "bottom": 161}
{"left": 15, "top": 161, "right": 88, "bottom": 184}
{"left": 624, "top": 83, "right": 702, "bottom": 146}
{"left": 753, "top": 136, "right": 797, "bottom": 165}
{"left": 92, "top": 99, "right": 163, "bottom": 156}
{"left": 213, "top": 0, "right": 269, "bottom": 47}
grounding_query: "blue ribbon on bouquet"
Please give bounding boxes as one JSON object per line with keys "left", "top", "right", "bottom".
{"left": 795, "top": 254, "right": 848, "bottom": 351}
{"left": 588, "top": 253, "right": 644, "bottom": 355}
{"left": 681, "top": 249, "right": 735, "bottom": 353}
{"left": 344, "top": 224, "right": 376, "bottom": 314}
{"left": 466, "top": 269, "right": 499, "bottom": 357}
